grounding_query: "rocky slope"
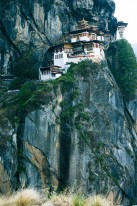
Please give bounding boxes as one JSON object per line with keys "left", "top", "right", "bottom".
{"left": 0, "top": 0, "right": 117, "bottom": 75}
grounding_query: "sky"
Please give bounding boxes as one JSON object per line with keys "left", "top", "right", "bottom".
{"left": 114, "top": 0, "right": 137, "bottom": 43}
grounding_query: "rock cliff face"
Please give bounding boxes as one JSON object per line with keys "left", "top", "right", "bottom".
{"left": 0, "top": 61, "right": 137, "bottom": 206}
{"left": 21, "top": 64, "right": 137, "bottom": 206}
{"left": 0, "top": 0, "right": 117, "bottom": 74}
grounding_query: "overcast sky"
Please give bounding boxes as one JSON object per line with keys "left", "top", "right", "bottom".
{"left": 114, "top": 0, "right": 137, "bottom": 43}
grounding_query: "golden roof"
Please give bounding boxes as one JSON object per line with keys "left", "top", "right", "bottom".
{"left": 77, "top": 18, "right": 89, "bottom": 29}
{"left": 78, "top": 18, "right": 88, "bottom": 24}
{"left": 77, "top": 19, "right": 98, "bottom": 31}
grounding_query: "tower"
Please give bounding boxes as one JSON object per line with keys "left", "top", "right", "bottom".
{"left": 77, "top": 19, "right": 90, "bottom": 29}
{"left": 117, "top": 21, "right": 128, "bottom": 39}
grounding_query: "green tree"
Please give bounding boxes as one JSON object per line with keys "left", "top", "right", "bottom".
{"left": 108, "top": 39, "right": 137, "bottom": 100}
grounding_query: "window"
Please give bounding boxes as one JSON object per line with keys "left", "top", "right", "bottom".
{"left": 52, "top": 74, "right": 56, "bottom": 77}
{"left": 119, "top": 32, "right": 123, "bottom": 38}
{"left": 93, "top": 43, "right": 96, "bottom": 47}
{"left": 92, "top": 34, "right": 95, "bottom": 40}
{"left": 66, "top": 49, "right": 70, "bottom": 53}
{"left": 86, "top": 46, "right": 93, "bottom": 51}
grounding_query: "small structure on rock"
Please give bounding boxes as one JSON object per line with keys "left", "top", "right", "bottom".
{"left": 116, "top": 21, "right": 128, "bottom": 39}
{"left": 39, "top": 65, "right": 63, "bottom": 81}
{"left": 39, "top": 19, "right": 128, "bottom": 81}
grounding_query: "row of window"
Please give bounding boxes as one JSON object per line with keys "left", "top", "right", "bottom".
{"left": 86, "top": 43, "right": 103, "bottom": 49}
{"left": 55, "top": 54, "right": 63, "bottom": 59}
{"left": 65, "top": 48, "right": 73, "bottom": 53}
{"left": 41, "top": 71, "right": 56, "bottom": 77}
{"left": 41, "top": 71, "right": 50, "bottom": 75}
{"left": 55, "top": 49, "right": 73, "bottom": 53}
{"left": 55, "top": 48, "right": 63, "bottom": 53}
{"left": 72, "top": 34, "right": 96, "bottom": 40}
{"left": 54, "top": 44, "right": 104, "bottom": 59}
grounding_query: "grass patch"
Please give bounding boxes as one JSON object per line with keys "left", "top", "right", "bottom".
{"left": 0, "top": 189, "right": 111, "bottom": 206}
{"left": 0, "top": 188, "right": 41, "bottom": 206}
{"left": 85, "top": 195, "right": 109, "bottom": 206}
{"left": 72, "top": 195, "right": 85, "bottom": 206}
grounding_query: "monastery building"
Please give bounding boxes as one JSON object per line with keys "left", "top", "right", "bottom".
{"left": 39, "top": 19, "right": 127, "bottom": 81}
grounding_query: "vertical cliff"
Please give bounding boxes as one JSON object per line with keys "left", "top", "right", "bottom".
{"left": 1, "top": 61, "right": 137, "bottom": 205}
{"left": 0, "top": 0, "right": 117, "bottom": 75}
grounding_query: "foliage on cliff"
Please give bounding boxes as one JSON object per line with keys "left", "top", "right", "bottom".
{"left": 1, "top": 60, "right": 101, "bottom": 125}
{"left": 107, "top": 39, "right": 137, "bottom": 100}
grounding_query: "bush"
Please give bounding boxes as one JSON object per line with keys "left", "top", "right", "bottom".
{"left": 85, "top": 195, "right": 109, "bottom": 206}
{"left": 72, "top": 195, "right": 85, "bottom": 206}
{"left": 50, "top": 194, "right": 71, "bottom": 206}
{"left": 73, "top": 60, "right": 101, "bottom": 77}
{"left": 8, "top": 78, "right": 25, "bottom": 90}
{"left": 108, "top": 39, "right": 137, "bottom": 100}
{"left": 0, "top": 188, "right": 41, "bottom": 206}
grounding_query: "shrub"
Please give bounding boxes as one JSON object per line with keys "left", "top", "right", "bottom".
{"left": 50, "top": 194, "right": 71, "bottom": 206}
{"left": 0, "top": 188, "right": 42, "bottom": 206}
{"left": 72, "top": 195, "right": 85, "bottom": 206}
{"left": 85, "top": 195, "right": 109, "bottom": 206}
{"left": 8, "top": 78, "right": 25, "bottom": 90}
{"left": 73, "top": 60, "right": 100, "bottom": 77}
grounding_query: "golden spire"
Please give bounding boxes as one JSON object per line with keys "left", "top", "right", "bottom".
{"left": 77, "top": 18, "right": 89, "bottom": 29}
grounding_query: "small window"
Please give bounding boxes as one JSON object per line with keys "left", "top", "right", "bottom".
{"left": 92, "top": 34, "right": 95, "bottom": 40}
{"left": 52, "top": 74, "right": 56, "bottom": 77}
{"left": 120, "top": 32, "right": 123, "bottom": 38}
